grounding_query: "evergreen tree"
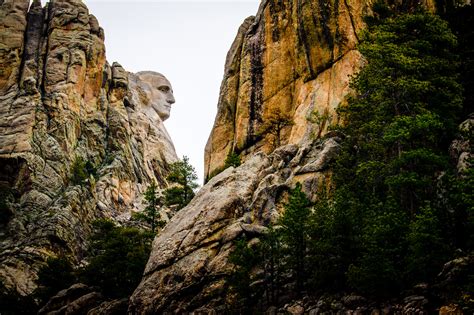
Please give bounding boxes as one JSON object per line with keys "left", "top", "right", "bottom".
{"left": 133, "top": 181, "right": 165, "bottom": 233}
{"left": 334, "top": 11, "right": 462, "bottom": 293}
{"left": 259, "top": 227, "right": 283, "bottom": 306}
{"left": 165, "top": 156, "right": 199, "bottom": 209}
{"left": 308, "top": 187, "right": 359, "bottom": 291}
{"left": 278, "top": 183, "right": 311, "bottom": 295}
{"left": 228, "top": 238, "right": 262, "bottom": 312}
{"left": 79, "top": 220, "right": 154, "bottom": 298}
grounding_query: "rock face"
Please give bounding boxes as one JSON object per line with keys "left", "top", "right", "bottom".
{"left": 129, "top": 137, "right": 341, "bottom": 313}
{"left": 204, "top": 0, "right": 436, "bottom": 180}
{"left": 0, "top": 0, "right": 177, "bottom": 296}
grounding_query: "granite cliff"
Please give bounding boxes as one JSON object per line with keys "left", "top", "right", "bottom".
{"left": 0, "top": 0, "right": 177, "bottom": 297}
{"left": 203, "top": 0, "right": 437, "bottom": 180}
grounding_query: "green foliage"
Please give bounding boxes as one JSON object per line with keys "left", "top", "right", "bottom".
{"left": 406, "top": 203, "right": 450, "bottom": 282}
{"left": 79, "top": 219, "right": 153, "bottom": 298}
{"left": 227, "top": 184, "right": 313, "bottom": 305}
{"left": 259, "top": 227, "right": 284, "bottom": 305}
{"left": 278, "top": 183, "right": 311, "bottom": 295}
{"left": 347, "top": 204, "right": 408, "bottom": 296}
{"left": 331, "top": 10, "right": 464, "bottom": 295}
{"left": 225, "top": 7, "right": 472, "bottom": 310}
{"left": 228, "top": 238, "right": 262, "bottom": 312}
{"left": 35, "top": 257, "right": 76, "bottom": 304}
{"left": 444, "top": 161, "right": 474, "bottom": 249}
{"left": 70, "top": 156, "right": 96, "bottom": 186}
{"left": 133, "top": 181, "right": 165, "bottom": 233}
{"left": 224, "top": 151, "right": 241, "bottom": 169}
{"left": 308, "top": 188, "right": 359, "bottom": 291}
{"left": 165, "top": 156, "right": 199, "bottom": 209}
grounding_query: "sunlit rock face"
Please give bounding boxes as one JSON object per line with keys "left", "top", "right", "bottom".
{"left": 0, "top": 0, "right": 177, "bottom": 296}
{"left": 204, "top": 0, "right": 437, "bottom": 180}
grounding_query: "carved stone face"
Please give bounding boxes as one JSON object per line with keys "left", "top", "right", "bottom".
{"left": 137, "top": 71, "right": 175, "bottom": 121}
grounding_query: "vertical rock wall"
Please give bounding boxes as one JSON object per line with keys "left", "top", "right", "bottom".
{"left": 0, "top": 0, "right": 177, "bottom": 296}
{"left": 204, "top": 0, "right": 437, "bottom": 180}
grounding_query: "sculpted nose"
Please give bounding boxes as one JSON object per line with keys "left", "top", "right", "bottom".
{"left": 167, "top": 94, "right": 175, "bottom": 105}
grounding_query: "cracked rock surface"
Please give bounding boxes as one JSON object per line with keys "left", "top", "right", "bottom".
{"left": 129, "top": 137, "right": 340, "bottom": 313}
{"left": 0, "top": 0, "right": 177, "bottom": 296}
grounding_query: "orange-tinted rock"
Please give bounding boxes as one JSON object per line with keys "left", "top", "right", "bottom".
{"left": 0, "top": 1, "right": 177, "bottom": 297}
{"left": 204, "top": 0, "right": 437, "bottom": 180}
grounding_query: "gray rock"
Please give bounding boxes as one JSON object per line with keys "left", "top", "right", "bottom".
{"left": 0, "top": 0, "right": 178, "bottom": 296}
{"left": 87, "top": 298, "right": 128, "bottom": 315}
{"left": 38, "top": 283, "right": 93, "bottom": 314}
{"left": 342, "top": 294, "right": 367, "bottom": 307}
{"left": 129, "top": 138, "right": 341, "bottom": 313}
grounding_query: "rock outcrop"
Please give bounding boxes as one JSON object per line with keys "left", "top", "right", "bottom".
{"left": 129, "top": 137, "right": 340, "bottom": 313}
{"left": 204, "top": 0, "right": 437, "bottom": 180}
{"left": 0, "top": 0, "right": 177, "bottom": 297}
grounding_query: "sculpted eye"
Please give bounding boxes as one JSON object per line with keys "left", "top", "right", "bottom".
{"left": 158, "top": 86, "right": 170, "bottom": 93}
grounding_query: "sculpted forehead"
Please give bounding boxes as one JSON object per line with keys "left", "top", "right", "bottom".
{"left": 137, "top": 71, "right": 172, "bottom": 89}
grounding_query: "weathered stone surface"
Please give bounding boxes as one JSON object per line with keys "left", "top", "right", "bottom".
{"left": 87, "top": 298, "right": 128, "bottom": 315}
{"left": 449, "top": 113, "right": 473, "bottom": 174}
{"left": 204, "top": 0, "right": 437, "bottom": 180}
{"left": 38, "top": 283, "right": 94, "bottom": 315}
{"left": 204, "top": 0, "right": 366, "bottom": 180}
{"left": 39, "top": 283, "right": 128, "bottom": 315}
{"left": 129, "top": 137, "right": 340, "bottom": 313}
{"left": 0, "top": 0, "right": 29, "bottom": 94}
{"left": 0, "top": 1, "right": 177, "bottom": 297}
{"left": 439, "top": 304, "right": 464, "bottom": 315}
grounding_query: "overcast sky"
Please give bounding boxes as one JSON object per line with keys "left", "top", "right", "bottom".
{"left": 77, "top": 1, "right": 261, "bottom": 184}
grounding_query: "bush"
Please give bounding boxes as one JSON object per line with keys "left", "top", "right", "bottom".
{"left": 70, "top": 156, "right": 96, "bottom": 186}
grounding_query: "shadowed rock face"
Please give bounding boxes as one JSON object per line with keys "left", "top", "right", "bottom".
{"left": 203, "top": 0, "right": 437, "bottom": 181}
{"left": 0, "top": 0, "right": 177, "bottom": 296}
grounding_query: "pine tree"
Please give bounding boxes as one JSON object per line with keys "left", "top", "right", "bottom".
{"left": 278, "top": 183, "right": 311, "bottom": 295}
{"left": 165, "top": 156, "right": 199, "bottom": 209}
{"left": 133, "top": 181, "right": 165, "bottom": 233}
{"left": 334, "top": 11, "right": 462, "bottom": 293}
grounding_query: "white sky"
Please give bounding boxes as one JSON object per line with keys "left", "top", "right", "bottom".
{"left": 41, "top": 0, "right": 261, "bottom": 183}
